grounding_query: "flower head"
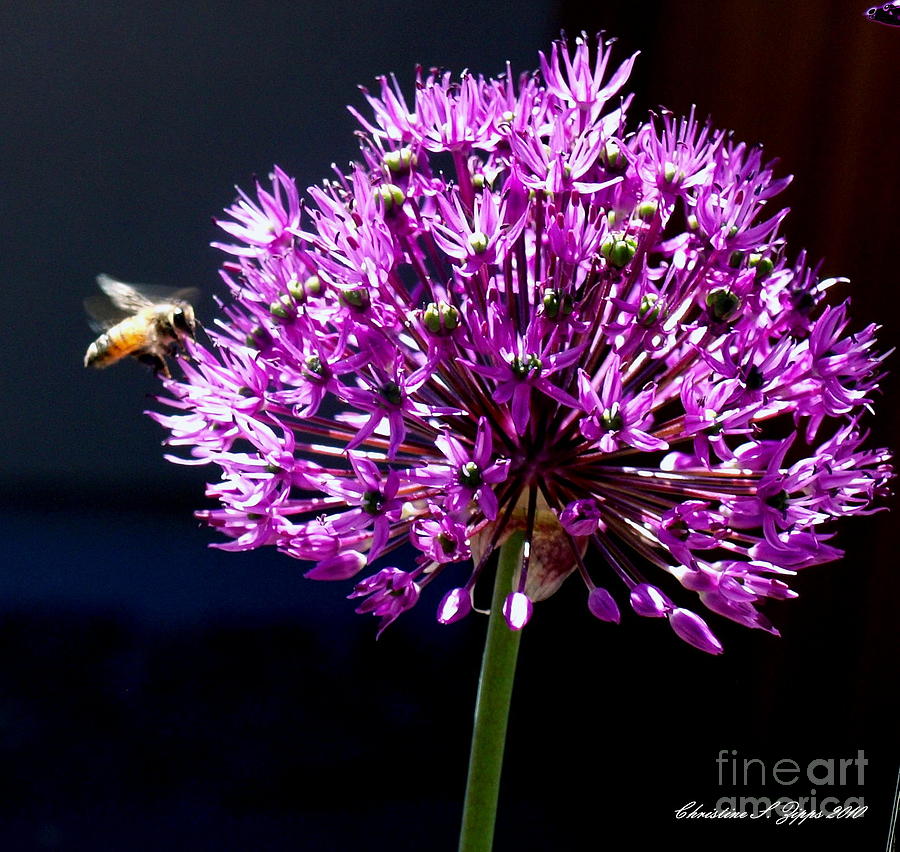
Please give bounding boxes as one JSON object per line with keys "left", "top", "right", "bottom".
{"left": 150, "top": 35, "right": 892, "bottom": 651}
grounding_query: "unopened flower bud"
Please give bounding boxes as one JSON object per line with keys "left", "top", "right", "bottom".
{"left": 669, "top": 607, "right": 724, "bottom": 654}
{"left": 588, "top": 587, "right": 621, "bottom": 623}
{"left": 502, "top": 592, "right": 533, "bottom": 630}
{"left": 305, "top": 551, "right": 367, "bottom": 580}
{"left": 437, "top": 587, "right": 472, "bottom": 624}
{"left": 630, "top": 583, "right": 671, "bottom": 617}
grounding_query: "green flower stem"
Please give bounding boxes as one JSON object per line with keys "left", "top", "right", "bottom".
{"left": 459, "top": 531, "right": 525, "bottom": 852}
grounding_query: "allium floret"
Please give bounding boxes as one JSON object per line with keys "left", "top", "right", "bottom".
{"left": 149, "top": 34, "right": 892, "bottom": 652}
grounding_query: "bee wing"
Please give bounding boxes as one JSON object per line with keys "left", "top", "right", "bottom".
{"left": 97, "top": 273, "right": 201, "bottom": 309}
{"left": 84, "top": 290, "right": 134, "bottom": 332}
{"left": 86, "top": 274, "right": 200, "bottom": 331}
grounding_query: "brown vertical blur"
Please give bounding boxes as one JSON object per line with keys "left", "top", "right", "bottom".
{"left": 560, "top": 1, "right": 899, "bottom": 726}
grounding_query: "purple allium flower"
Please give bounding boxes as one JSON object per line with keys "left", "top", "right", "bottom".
{"left": 149, "top": 34, "right": 893, "bottom": 651}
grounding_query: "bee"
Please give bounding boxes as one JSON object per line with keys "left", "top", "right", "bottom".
{"left": 84, "top": 274, "right": 199, "bottom": 378}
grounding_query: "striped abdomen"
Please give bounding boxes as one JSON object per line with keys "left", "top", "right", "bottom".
{"left": 84, "top": 312, "right": 156, "bottom": 369}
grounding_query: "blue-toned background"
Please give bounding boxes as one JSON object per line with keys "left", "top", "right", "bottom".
{"left": 1, "top": 1, "right": 898, "bottom": 849}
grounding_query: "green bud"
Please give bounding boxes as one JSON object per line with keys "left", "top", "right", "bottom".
{"left": 458, "top": 461, "right": 483, "bottom": 488}
{"left": 441, "top": 301, "right": 460, "bottom": 330}
{"left": 422, "top": 301, "right": 460, "bottom": 334}
{"left": 542, "top": 288, "right": 573, "bottom": 321}
{"left": 377, "top": 183, "right": 405, "bottom": 210}
{"left": 287, "top": 277, "right": 306, "bottom": 302}
{"left": 341, "top": 287, "right": 370, "bottom": 310}
{"left": 543, "top": 288, "right": 561, "bottom": 320}
{"left": 601, "top": 234, "right": 638, "bottom": 268}
{"left": 791, "top": 289, "right": 816, "bottom": 314}
{"left": 706, "top": 287, "right": 741, "bottom": 322}
{"left": 437, "top": 532, "right": 458, "bottom": 554}
{"left": 749, "top": 254, "right": 774, "bottom": 278}
{"left": 663, "top": 161, "right": 679, "bottom": 184}
{"left": 305, "top": 354, "right": 323, "bottom": 376}
{"left": 468, "top": 231, "right": 489, "bottom": 255}
{"left": 687, "top": 214, "right": 699, "bottom": 230}
{"left": 511, "top": 353, "right": 542, "bottom": 377}
{"left": 245, "top": 325, "right": 270, "bottom": 349}
{"left": 501, "top": 110, "right": 515, "bottom": 124}
{"left": 636, "top": 200, "right": 658, "bottom": 222}
{"left": 728, "top": 250, "right": 745, "bottom": 269}
{"left": 379, "top": 381, "right": 403, "bottom": 406}
{"left": 305, "top": 274, "right": 322, "bottom": 295}
{"left": 601, "top": 403, "right": 623, "bottom": 432}
{"left": 384, "top": 146, "right": 415, "bottom": 174}
{"left": 744, "top": 364, "right": 764, "bottom": 391}
{"left": 269, "top": 294, "right": 295, "bottom": 320}
{"left": 472, "top": 173, "right": 486, "bottom": 190}
{"left": 638, "top": 293, "right": 663, "bottom": 325}
{"left": 423, "top": 302, "right": 442, "bottom": 334}
{"left": 601, "top": 139, "right": 622, "bottom": 169}
{"left": 765, "top": 490, "right": 788, "bottom": 514}
{"left": 606, "top": 209, "right": 619, "bottom": 227}
{"left": 362, "top": 490, "right": 385, "bottom": 516}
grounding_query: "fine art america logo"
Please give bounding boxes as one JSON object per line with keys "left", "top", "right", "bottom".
{"left": 674, "top": 750, "right": 868, "bottom": 825}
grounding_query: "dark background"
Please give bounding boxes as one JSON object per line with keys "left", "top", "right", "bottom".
{"left": 1, "top": 1, "right": 898, "bottom": 849}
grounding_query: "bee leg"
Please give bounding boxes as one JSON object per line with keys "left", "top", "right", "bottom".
{"left": 136, "top": 352, "right": 171, "bottom": 378}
